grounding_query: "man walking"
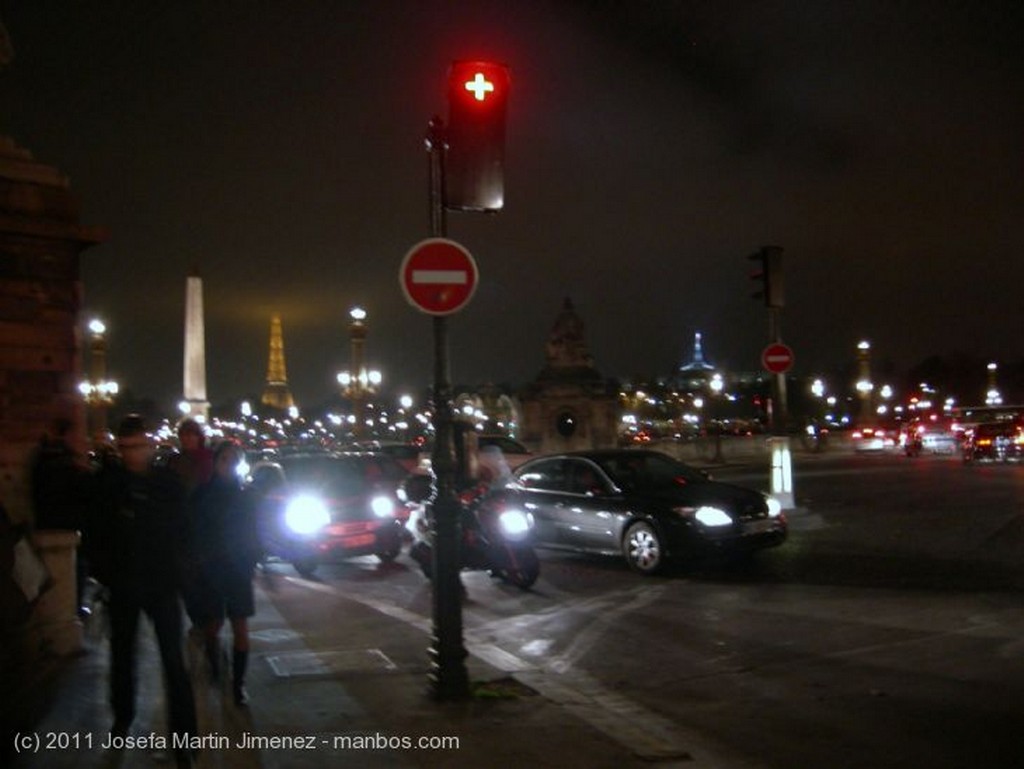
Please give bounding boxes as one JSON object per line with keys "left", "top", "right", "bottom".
{"left": 88, "top": 415, "right": 197, "bottom": 768}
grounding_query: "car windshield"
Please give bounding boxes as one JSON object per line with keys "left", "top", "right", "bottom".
{"left": 976, "top": 423, "right": 1017, "bottom": 437}
{"left": 280, "top": 456, "right": 403, "bottom": 496}
{"left": 478, "top": 436, "right": 529, "bottom": 453}
{"left": 591, "top": 453, "right": 707, "bottom": 493}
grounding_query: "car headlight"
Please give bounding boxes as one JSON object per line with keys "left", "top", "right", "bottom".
{"left": 498, "top": 509, "right": 531, "bottom": 538}
{"left": 371, "top": 495, "right": 395, "bottom": 518}
{"left": 693, "top": 506, "right": 733, "bottom": 527}
{"left": 765, "top": 496, "right": 782, "bottom": 518}
{"left": 285, "top": 495, "right": 330, "bottom": 535}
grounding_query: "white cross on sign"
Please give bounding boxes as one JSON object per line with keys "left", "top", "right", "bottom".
{"left": 464, "top": 72, "right": 494, "bottom": 101}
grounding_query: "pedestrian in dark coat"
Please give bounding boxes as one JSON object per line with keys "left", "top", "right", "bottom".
{"left": 188, "top": 441, "right": 260, "bottom": 706}
{"left": 168, "top": 417, "right": 214, "bottom": 634}
{"left": 88, "top": 415, "right": 197, "bottom": 768}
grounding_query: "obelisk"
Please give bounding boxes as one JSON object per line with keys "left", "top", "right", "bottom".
{"left": 182, "top": 269, "right": 210, "bottom": 420}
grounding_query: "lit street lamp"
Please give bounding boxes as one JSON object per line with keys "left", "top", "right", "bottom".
{"left": 878, "top": 384, "right": 893, "bottom": 416}
{"left": 855, "top": 340, "right": 873, "bottom": 423}
{"left": 337, "top": 306, "right": 382, "bottom": 440}
{"left": 78, "top": 318, "right": 119, "bottom": 440}
{"left": 709, "top": 372, "right": 725, "bottom": 464}
{"left": 986, "top": 362, "right": 1002, "bottom": 406}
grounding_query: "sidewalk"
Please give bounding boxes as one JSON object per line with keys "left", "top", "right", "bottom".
{"left": 9, "top": 575, "right": 693, "bottom": 769}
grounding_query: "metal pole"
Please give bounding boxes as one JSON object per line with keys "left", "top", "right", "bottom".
{"left": 769, "top": 307, "right": 788, "bottom": 435}
{"left": 767, "top": 303, "right": 794, "bottom": 509}
{"left": 425, "top": 116, "right": 469, "bottom": 700}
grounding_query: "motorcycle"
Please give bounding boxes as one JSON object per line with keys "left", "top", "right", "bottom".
{"left": 405, "top": 477, "right": 540, "bottom": 590}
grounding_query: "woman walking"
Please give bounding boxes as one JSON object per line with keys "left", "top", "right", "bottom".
{"left": 189, "top": 441, "right": 260, "bottom": 705}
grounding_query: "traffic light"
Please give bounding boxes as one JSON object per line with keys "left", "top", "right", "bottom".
{"left": 445, "top": 60, "right": 510, "bottom": 212}
{"left": 748, "top": 245, "right": 784, "bottom": 308}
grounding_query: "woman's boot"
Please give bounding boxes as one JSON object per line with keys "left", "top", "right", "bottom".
{"left": 232, "top": 649, "right": 249, "bottom": 706}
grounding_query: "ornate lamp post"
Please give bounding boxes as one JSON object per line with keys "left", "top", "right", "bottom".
{"left": 349, "top": 307, "right": 368, "bottom": 438}
{"left": 78, "top": 318, "right": 118, "bottom": 441}
{"left": 986, "top": 362, "right": 1002, "bottom": 406}
{"left": 336, "top": 307, "right": 382, "bottom": 441}
{"left": 709, "top": 372, "right": 725, "bottom": 464}
{"left": 855, "top": 340, "right": 873, "bottom": 424}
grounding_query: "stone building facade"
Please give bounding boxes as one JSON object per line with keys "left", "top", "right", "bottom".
{"left": 519, "top": 298, "right": 619, "bottom": 453}
{"left": 0, "top": 136, "right": 104, "bottom": 524}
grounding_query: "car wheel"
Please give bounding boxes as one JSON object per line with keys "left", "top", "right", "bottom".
{"left": 623, "top": 521, "right": 664, "bottom": 575}
{"left": 409, "top": 541, "right": 433, "bottom": 579}
{"left": 293, "top": 558, "right": 318, "bottom": 578}
{"left": 499, "top": 547, "right": 540, "bottom": 590}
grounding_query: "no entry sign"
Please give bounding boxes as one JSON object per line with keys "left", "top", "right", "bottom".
{"left": 399, "top": 238, "right": 479, "bottom": 316}
{"left": 761, "top": 342, "right": 795, "bottom": 374}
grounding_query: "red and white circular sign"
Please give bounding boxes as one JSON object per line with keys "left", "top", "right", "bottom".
{"left": 761, "top": 342, "right": 795, "bottom": 374}
{"left": 399, "top": 238, "right": 479, "bottom": 316}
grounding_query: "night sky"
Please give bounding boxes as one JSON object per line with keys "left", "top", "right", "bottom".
{"left": 2, "top": 1, "right": 1023, "bottom": 411}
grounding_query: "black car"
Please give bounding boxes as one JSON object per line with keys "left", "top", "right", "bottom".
{"left": 248, "top": 452, "right": 408, "bottom": 577}
{"left": 962, "top": 421, "right": 1024, "bottom": 463}
{"left": 480, "top": 449, "right": 786, "bottom": 574}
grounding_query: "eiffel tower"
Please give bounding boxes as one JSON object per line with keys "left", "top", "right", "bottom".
{"left": 261, "top": 313, "right": 295, "bottom": 411}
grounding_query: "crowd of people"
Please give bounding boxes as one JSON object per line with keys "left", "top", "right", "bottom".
{"left": 28, "top": 414, "right": 260, "bottom": 769}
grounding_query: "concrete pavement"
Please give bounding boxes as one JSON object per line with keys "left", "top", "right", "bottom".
{"left": 9, "top": 568, "right": 711, "bottom": 769}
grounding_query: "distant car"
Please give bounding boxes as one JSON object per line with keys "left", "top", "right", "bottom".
{"left": 352, "top": 441, "right": 423, "bottom": 473}
{"left": 962, "top": 422, "right": 1024, "bottom": 464}
{"left": 851, "top": 426, "right": 895, "bottom": 452}
{"left": 248, "top": 453, "right": 408, "bottom": 577}
{"left": 477, "top": 449, "right": 786, "bottom": 574}
{"left": 899, "top": 421, "right": 957, "bottom": 456}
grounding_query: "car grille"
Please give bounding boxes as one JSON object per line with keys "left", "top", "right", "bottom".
{"left": 736, "top": 503, "right": 769, "bottom": 522}
{"left": 325, "top": 521, "right": 378, "bottom": 536}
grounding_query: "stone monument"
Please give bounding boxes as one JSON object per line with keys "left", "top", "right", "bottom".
{"left": 182, "top": 269, "right": 210, "bottom": 420}
{"left": 519, "top": 298, "right": 619, "bottom": 453}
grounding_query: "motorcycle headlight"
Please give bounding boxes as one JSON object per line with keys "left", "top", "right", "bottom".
{"left": 236, "top": 456, "right": 251, "bottom": 481}
{"left": 694, "top": 506, "right": 733, "bottom": 527}
{"left": 765, "top": 496, "right": 782, "bottom": 518}
{"left": 498, "top": 509, "right": 531, "bottom": 538}
{"left": 285, "top": 495, "right": 330, "bottom": 535}
{"left": 371, "top": 495, "right": 395, "bottom": 518}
